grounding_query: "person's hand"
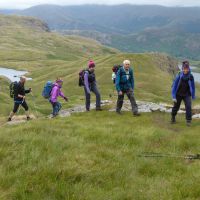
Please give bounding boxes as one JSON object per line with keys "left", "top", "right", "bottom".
{"left": 172, "top": 98, "right": 177, "bottom": 103}
{"left": 64, "top": 97, "right": 68, "bottom": 102}
{"left": 29, "top": 88, "right": 32, "bottom": 92}
{"left": 119, "top": 91, "right": 123, "bottom": 95}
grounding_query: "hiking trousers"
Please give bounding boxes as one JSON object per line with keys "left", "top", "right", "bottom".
{"left": 172, "top": 95, "right": 192, "bottom": 121}
{"left": 51, "top": 102, "right": 62, "bottom": 116}
{"left": 84, "top": 82, "right": 101, "bottom": 111}
{"left": 13, "top": 100, "right": 29, "bottom": 113}
{"left": 116, "top": 89, "right": 138, "bottom": 114}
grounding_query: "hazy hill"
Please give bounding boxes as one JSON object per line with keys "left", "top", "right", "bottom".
{"left": 13, "top": 4, "right": 200, "bottom": 59}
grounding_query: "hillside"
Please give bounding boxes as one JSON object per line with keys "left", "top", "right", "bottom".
{"left": 1, "top": 13, "right": 200, "bottom": 200}
{"left": 12, "top": 4, "right": 200, "bottom": 59}
{"left": 0, "top": 14, "right": 183, "bottom": 118}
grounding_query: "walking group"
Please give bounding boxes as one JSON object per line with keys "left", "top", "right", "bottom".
{"left": 8, "top": 59, "right": 196, "bottom": 126}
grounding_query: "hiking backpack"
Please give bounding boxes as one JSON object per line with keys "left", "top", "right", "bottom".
{"left": 112, "top": 65, "right": 122, "bottom": 84}
{"left": 42, "top": 81, "right": 53, "bottom": 99}
{"left": 9, "top": 81, "right": 18, "bottom": 98}
{"left": 79, "top": 69, "right": 86, "bottom": 87}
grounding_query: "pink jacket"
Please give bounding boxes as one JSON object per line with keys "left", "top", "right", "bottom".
{"left": 50, "top": 83, "right": 65, "bottom": 103}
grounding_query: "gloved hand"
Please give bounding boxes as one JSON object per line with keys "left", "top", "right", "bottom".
{"left": 172, "top": 98, "right": 177, "bottom": 103}
{"left": 64, "top": 97, "right": 68, "bottom": 102}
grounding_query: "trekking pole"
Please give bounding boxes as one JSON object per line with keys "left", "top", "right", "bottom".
{"left": 30, "top": 92, "right": 39, "bottom": 118}
{"left": 137, "top": 152, "right": 200, "bottom": 160}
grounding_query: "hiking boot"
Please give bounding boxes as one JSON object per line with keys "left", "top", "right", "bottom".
{"left": 7, "top": 117, "right": 12, "bottom": 122}
{"left": 133, "top": 112, "right": 141, "bottom": 117}
{"left": 171, "top": 116, "right": 176, "bottom": 124}
{"left": 27, "top": 116, "right": 31, "bottom": 121}
{"left": 96, "top": 108, "right": 103, "bottom": 111}
{"left": 186, "top": 120, "right": 191, "bottom": 127}
{"left": 116, "top": 110, "right": 123, "bottom": 115}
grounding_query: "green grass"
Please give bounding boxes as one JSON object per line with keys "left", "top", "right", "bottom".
{"left": 0, "top": 112, "right": 200, "bottom": 200}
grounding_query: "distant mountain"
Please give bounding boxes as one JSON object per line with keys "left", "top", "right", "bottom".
{"left": 0, "top": 9, "right": 18, "bottom": 14}
{"left": 10, "top": 4, "right": 200, "bottom": 59}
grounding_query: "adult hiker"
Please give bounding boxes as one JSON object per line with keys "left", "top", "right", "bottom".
{"left": 171, "top": 61, "right": 195, "bottom": 126}
{"left": 84, "top": 60, "right": 102, "bottom": 111}
{"left": 115, "top": 60, "right": 140, "bottom": 116}
{"left": 8, "top": 76, "right": 32, "bottom": 121}
{"left": 49, "top": 78, "right": 68, "bottom": 118}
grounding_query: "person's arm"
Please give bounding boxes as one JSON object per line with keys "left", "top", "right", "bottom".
{"left": 130, "top": 69, "right": 134, "bottom": 90}
{"left": 115, "top": 69, "right": 121, "bottom": 92}
{"left": 191, "top": 75, "right": 196, "bottom": 99}
{"left": 84, "top": 72, "right": 90, "bottom": 93}
{"left": 171, "top": 74, "right": 180, "bottom": 99}
{"left": 25, "top": 88, "right": 31, "bottom": 94}
{"left": 59, "top": 90, "right": 68, "bottom": 101}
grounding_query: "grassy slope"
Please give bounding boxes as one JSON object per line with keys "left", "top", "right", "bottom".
{"left": 1, "top": 112, "right": 200, "bottom": 200}
{"left": 0, "top": 14, "right": 200, "bottom": 200}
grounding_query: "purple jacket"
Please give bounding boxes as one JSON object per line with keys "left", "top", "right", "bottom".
{"left": 50, "top": 83, "right": 65, "bottom": 103}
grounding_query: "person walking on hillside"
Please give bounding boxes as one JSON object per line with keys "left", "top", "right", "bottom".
{"left": 171, "top": 61, "right": 195, "bottom": 126}
{"left": 49, "top": 78, "right": 68, "bottom": 118}
{"left": 115, "top": 60, "right": 140, "bottom": 116}
{"left": 8, "top": 76, "right": 32, "bottom": 121}
{"left": 84, "top": 60, "right": 102, "bottom": 111}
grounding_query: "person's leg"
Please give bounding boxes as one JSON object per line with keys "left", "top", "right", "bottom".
{"left": 91, "top": 83, "right": 101, "bottom": 110}
{"left": 183, "top": 96, "right": 192, "bottom": 124}
{"left": 56, "top": 102, "right": 62, "bottom": 113}
{"left": 52, "top": 102, "right": 61, "bottom": 116}
{"left": 116, "top": 92, "right": 124, "bottom": 114}
{"left": 21, "top": 101, "right": 30, "bottom": 120}
{"left": 171, "top": 95, "right": 182, "bottom": 123}
{"left": 126, "top": 90, "right": 139, "bottom": 115}
{"left": 8, "top": 102, "right": 20, "bottom": 121}
{"left": 84, "top": 87, "right": 91, "bottom": 111}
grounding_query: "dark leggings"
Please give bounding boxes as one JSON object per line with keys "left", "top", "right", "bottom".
{"left": 13, "top": 101, "right": 29, "bottom": 113}
{"left": 172, "top": 95, "right": 192, "bottom": 121}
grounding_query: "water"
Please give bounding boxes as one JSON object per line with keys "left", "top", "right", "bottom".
{"left": 190, "top": 66, "right": 200, "bottom": 83}
{"left": 178, "top": 65, "right": 200, "bottom": 83}
{"left": 0, "top": 67, "right": 32, "bottom": 82}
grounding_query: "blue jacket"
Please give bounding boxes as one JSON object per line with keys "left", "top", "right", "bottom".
{"left": 116, "top": 67, "right": 134, "bottom": 92}
{"left": 172, "top": 71, "right": 195, "bottom": 99}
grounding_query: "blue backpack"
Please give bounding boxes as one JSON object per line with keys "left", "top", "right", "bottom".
{"left": 42, "top": 81, "right": 53, "bottom": 99}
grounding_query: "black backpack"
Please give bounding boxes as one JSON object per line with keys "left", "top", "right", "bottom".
{"left": 112, "top": 65, "right": 122, "bottom": 84}
{"left": 79, "top": 69, "right": 86, "bottom": 87}
{"left": 9, "top": 81, "right": 18, "bottom": 98}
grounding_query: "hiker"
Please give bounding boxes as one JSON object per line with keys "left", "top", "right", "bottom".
{"left": 8, "top": 76, "right": 32, "bottom": 121}
{"left": 115, "top": 60, "right": 140, "bottom": 116}
{"left": 84, "top": 60, "right": 102, "bottom": 111}
{"left": 171, "top": 61, "right": 195, "bottom": 126}
{"left": 49, "top": 78, "right": 68, "bottom": 118}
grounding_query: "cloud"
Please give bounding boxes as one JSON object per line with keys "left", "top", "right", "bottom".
{"left": 0, "top": 0, "right": 200, "bottom": 9}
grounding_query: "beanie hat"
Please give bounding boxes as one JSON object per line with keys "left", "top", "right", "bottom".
{"left": 88, "top": 60, "right": 95, "bottom": 68}
{"left": 182, "top": 60, "right": 190, "bottom": 69}
{"left": 56, "top": 78, "right": 63, "bottom": 83}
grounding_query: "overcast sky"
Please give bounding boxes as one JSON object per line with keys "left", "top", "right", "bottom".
{"left": 0, "top": 0, "right": 200, "bottom": 9}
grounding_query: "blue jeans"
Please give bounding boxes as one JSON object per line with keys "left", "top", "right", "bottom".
{"left": 51, "top": 102, "right": 62, "bottom": 116}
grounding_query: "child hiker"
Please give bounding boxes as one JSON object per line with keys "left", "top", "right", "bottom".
{"left": 49, "top": 78, "right": 68, "bottom": 118}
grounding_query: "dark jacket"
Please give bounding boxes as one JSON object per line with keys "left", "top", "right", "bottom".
{"left": 116, "top": 67, "right": 134, "bottom": 92}
{"left": 14, "top": 82, "right": 31, "bottom": 102}
{"left": 172, "top": 71, "right": 195, "bottom": 99}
